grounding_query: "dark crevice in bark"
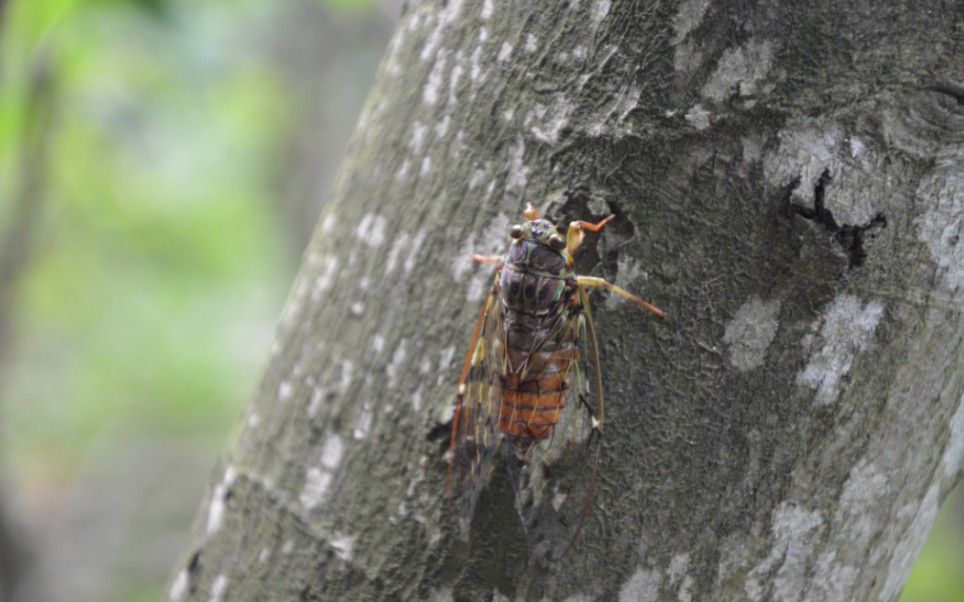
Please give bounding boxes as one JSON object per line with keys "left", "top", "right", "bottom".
{"left": 779, "top": 169, "right": 888, "bottom": 268}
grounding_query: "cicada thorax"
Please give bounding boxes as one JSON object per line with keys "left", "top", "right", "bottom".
{"left": 492, "top": 236, "right": 581, "bottom": 454}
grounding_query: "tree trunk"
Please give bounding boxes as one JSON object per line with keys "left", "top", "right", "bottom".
{"left": 168, "top": 0, "right": 963, "bottom": 600}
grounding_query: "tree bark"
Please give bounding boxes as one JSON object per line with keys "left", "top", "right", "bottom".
{"left": 169, "top": 0, "right": 963, "bottom": 600}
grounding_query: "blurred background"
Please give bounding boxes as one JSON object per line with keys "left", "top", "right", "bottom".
{"left": 0, "top": 1, "right": 959, "bottom": 601}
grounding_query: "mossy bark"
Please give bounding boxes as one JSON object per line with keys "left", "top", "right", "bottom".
{"left": 169, "top": 1, "right": 963, "bottom": 600}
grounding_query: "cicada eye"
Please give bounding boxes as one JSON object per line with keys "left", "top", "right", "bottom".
{"left": 548, "top": 234, "right": 566, "bottom": 251}
{"left": 510, "top": 224, "right": 525, "bottom": 239}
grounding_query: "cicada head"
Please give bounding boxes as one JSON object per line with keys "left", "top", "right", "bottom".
{"left": 506, "top": 217, "right": 575, "bottom": 275}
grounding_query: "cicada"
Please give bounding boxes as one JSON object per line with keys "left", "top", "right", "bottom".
{"left": 448, "top": 203, "right": 664, "bottom": 563}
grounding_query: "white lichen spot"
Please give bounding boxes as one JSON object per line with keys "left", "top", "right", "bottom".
{"left": 745, "top": 502, "right": 823, "bottom": 602}
{"left": 812, "top": 551, "right": 858, "bottom": 600}
{"left": 672, "top": 0, "right": 710, "bottom": 42}
{"left": 435, "top": 114, "right": 451, "bottom": 138}
{"left": 420, "top": 157, "right": 432, "bottom": 177}
{"left": 479, "top": 27, "right": 488, "bottom": 43}
{"left": 466, "top": 273, "right": 490, "bottom": 302}
{"left": 469, "top": 169, "right": 486, "bottom": 190}
{"left": 279, "top": 380, "right": 293, "bottom": 401}
{"left": 300, "top": 467, "right": 332, "bottom": 510}
{"left": 404, "top": 229, "right": 427, "bottom": 274}
{"left": 424, "top": 52, "right": 448, "bottom": 106}
{"left": 281, "top": 540, "right": 294, "bottom": 554}
{"left": 525, "top": 34, "right": 538, "bottom": 53}
{"left": 702, "top": 39, "right": 775, "bottom": 102}
{"left": 206, "top": 465, "right": 237, "bottom": 534}
{"left": 412, "top": 385, "right": 423, "bottom": 411}
{"left": 914, "top": 172, "right": 964, "bottom": 299}
{"left": 849, "top": 137, "right": 865, "bottom": 158}
{"left": 247, "top": 412, "right": 260, "bottom": 428}
{"left": 503, "top": 108, "right": 514, "bottom": 122}
{"left": 796, "top": 295, "right": 884, "bottom": 405}
{"left": 763, "top": 118, "right": 842, "bottom": 211}
{"left": 169, "top": 569, "right": 189, "bottom": 601}
{"left": 505, "top": 136, "right": 530, "bottom": 199}
{"left": 672, "top": 0, "right": 711, "bottom": 72}
{"left": 880, "top": 486, "right": 941, "bottom": 600}
{"left": 815, "top": 458, "right": 888, "bottom": 595}
{"left": 677, "top": 575, "right": 694, "bottom": 602}
{"left": 258, "top": 548, "right": 271, "bottom": 563}
{"left": 331, "top": 532, "right": 355, "bottom": 562}
{"left": 322, "top": 433, "right": 344, "bottom": 470}
{"left": 685, "top": 104, "right": 711, "bottom": 130}
{"left": 386, "top": 232, "right": 408, "bottom": 273}
{"left": 668, "top": 553, "right": 691, "bottom": 584}
{"left": 420, "top": 357, "right": 432, "bottom": 374}
{"left": 321, "top": 214, "right": 336, "bottom": 234}
{"left": 437, "top": 345, "right": 456, "bottom": 386}
{"left": 498, "top": 41, "right": 513, "bottom": 62}
{"left": 355, "top": 213, "right": 388, "bottom": 248}
{"left": 530, "top": 95, "right": 573, "bottom": 143}
{"left": 208, "top": 574, "right": 228, "bottom": 602}
{"left": 372, "top": 335, "right": 386, "bottom": 353}
{"left": 311, "top": 257, "right": 339, "bottom": 301}
{"left": 481, "top": 0, "right": 493, "bottom": 19}
{"left": 470, "top": 46, "right": 485, "bottom": 84}
{"left": 354, "top": 405, "right": 373, "bottom": 440}
{"left": 840, "top": 461, "right": 890, "bottom": 548}
{"left": 340, "top": 360, "right": 354, "bottom": 394}
{"left": 351, "top": 301, "right": 364, "bottom": 315}
{"left": 411, "top": 121, "right": 427, "bottom": 153}
{"left": 307, "top": 388, "right": 324, "bottom": 417}
{"left": 942, "top": 393, "right": 964, "bottom": 477}
{"left": 615, "top": 83, "right": 642, "bottom": 120}
{"left": 395, "top": 159, "right": 411, "bottom": 181}
{"left": 619, "top": 567, "right": 663, "bottom": 602}
{"left": 387, "top": 339, "right": 409, "bottom": 387}
{"left": 385, "top": 28, "right": 406, "bottom": 76}
{"left": 421, "top": 0, "right": 465, "bottom": 61}
{"left": 573, "top": 45, "right": 587, "bottom": 60}
{"left": 407, "top": 12, "right": 421, "bottom": 31}
{"left": 593, "top": 0, "right": 612, "bottom": 24}
{"left": 723, "top": 297, "right": 781, "bottom": 371}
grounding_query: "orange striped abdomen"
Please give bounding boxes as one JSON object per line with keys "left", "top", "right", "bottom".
{"left": 494, "top": 345, "right": 577, "bottom": 442}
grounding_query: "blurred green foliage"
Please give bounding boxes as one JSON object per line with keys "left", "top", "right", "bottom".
{"left": 0, "top": 0, "right": 306, "bottom": 599}
{"left": 1, "top": 0, "right": 293, "bottom": 463}
{"left": 903, "top": 486, "right": 964, "bottom": 602}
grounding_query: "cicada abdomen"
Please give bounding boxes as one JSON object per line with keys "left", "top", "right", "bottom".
{"left": 449, "top": 203, "right": 664, "bottom": 563}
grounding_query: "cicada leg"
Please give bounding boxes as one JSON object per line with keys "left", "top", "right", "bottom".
{"left": 576, "top": 276, "right": 666, "bottom": 318}
{"left": 565, "top": 214, "right": 615, "bottom": 255}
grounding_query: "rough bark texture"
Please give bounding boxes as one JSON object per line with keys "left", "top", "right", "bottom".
{"left": 169, "top": 0, "right": 963, "bottom": 600}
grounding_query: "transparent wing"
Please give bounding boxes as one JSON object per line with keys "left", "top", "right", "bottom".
{"left": 449, "top": 278, "right": 503, "bottom": 540}
{"left": 507, "top": 285, "right": 605, "bottom": 563}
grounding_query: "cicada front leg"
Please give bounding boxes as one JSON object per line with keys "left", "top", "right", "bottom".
{"left": 577, "top": 276, "right": 665, "bottom": 318}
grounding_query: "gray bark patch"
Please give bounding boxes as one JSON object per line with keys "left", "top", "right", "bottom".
{"left": 723, "top": 297, "right": 781, "bottom": 371}
{"left": 796, "top": 296, "right": 884, "bottom": 405}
